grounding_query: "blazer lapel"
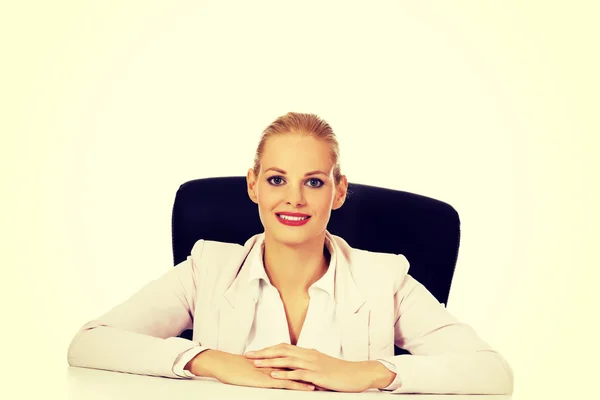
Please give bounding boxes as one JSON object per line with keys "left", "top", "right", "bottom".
{"left": 336, "top": 304, "right": 370, "bottom": 361}
{"left": 217, "top": 290, "right": 256, "bottom": 355}
{"left": 330, "top": 234, "right": 370, "bottom": 361}
{"left": 216, "top": 235, "right": 261, "bottom": 355}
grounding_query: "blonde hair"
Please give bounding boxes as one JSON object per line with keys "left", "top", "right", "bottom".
{"left": 253, "top": 112, "right": 342, "bottom": 184}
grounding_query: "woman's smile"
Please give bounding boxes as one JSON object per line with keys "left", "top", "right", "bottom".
{"left": 276, "top": 212, "right": 312, "bottom": 226}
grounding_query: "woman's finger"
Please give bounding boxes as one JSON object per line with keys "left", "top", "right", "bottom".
{"left": 271, "top": 378, "right": 315, "bottom": 391}
{"left": 270, "top": 369, "right": 317, "bottom": 384}
{"left": 253, "top": 357, "right": 312, "bottom": 371}
{"left": 245, "top": 343, "right": 309, "bottom": 360}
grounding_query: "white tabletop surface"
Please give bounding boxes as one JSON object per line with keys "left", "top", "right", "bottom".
{"left": 65, "top": 367, "right": 513, "bottom": 400}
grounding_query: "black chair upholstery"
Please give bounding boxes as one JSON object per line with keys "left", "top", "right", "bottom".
{"left": 172, "top": 176, "right": 461, "bottom": 355}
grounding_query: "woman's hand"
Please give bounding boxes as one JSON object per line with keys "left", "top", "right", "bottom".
{"left": 244, "top": 343, "right": 396, "bottom": 393}
{"left": 187, "top": 349, "right": 316, "bottom": 391}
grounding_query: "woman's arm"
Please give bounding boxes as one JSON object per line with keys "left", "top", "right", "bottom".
{"left": 67, "top": 240, "right": 208, "bottom": 378}
{"left": 378, "top": 264, "right": 514, "bottom": 394}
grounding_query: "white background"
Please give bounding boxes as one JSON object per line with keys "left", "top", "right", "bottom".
{"left": 2, "top": 1, "right": 599, "bottom": 399}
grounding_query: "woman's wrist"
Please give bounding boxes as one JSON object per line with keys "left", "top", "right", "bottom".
{"left": 185, "top": 349, "right": 220, "bottom": 378}
{"left": 361, "top": 360, "right": 396, "bottom": 389}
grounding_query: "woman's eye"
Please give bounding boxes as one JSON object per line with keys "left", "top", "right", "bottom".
{"left": 306, "top": 178, "right": 324, "bottom": 188}
{"left": 267, "top": 176, "right": 323, "bottom": 187}
{"left": 267, "top": 176, "right": 285, "bottom": 186}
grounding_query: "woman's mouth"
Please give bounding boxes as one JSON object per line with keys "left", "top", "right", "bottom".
{"left": 276, "top": 213, "right": 311, "bottom": 226}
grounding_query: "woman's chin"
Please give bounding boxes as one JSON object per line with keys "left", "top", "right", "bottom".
{"left": 268, "top": 227, "right": 314, "bottom": 246}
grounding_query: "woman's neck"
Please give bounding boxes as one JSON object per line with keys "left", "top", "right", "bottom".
{"left": 262, "top": 233, "right": 330, "bottom": 296}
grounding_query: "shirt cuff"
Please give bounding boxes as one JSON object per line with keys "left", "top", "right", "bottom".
{"left": 376, "top": 359, "right": 402, "bottom": 391}
{"left": 173, "top": 346, "right": 209, "bottom": 378}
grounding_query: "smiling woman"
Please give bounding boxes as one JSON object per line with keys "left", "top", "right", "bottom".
{"left": 67, "top": 112, "right": 514, "bottom": 394}
{"left": 247, "top": 115, "right": 347, "bottom": 255}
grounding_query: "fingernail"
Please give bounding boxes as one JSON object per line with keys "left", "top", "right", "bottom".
{"left": 253, "top": 360, "right": 262, "bottom": 365}
{"left": 306, "top": 385, "right": 315, "bottom": 390}
{"left": 245, "top": 351, "right": 255, "bottom": 356}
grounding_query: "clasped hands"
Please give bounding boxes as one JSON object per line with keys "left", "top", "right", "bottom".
{"left": 198, "top": 343, "right": 395, "bottom": 392}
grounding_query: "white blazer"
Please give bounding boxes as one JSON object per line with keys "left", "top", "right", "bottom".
{"left": 67, "top": 231, "right": 514, "bottom": 394}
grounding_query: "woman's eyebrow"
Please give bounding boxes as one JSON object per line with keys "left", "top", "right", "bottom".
{"left": 264, "top": 167, "right": 328, "bottom": 176}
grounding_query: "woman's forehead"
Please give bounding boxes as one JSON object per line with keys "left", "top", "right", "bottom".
{"left": 261, "top": 135, "right": 334, "bottom": 174}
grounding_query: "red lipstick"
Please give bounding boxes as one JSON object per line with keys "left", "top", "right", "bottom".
{"left": 276, "top": 212, "right": 311, "bottom": 226}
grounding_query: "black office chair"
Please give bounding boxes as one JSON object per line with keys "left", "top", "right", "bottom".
{"left": 172, "top": 177, "right": 461, "bottom": 356}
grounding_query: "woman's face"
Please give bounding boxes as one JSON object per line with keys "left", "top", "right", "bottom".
{"left": 247, "top": 132, "right": 347, "bottom": 247}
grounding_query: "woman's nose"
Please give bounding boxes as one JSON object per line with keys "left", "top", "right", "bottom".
{"left": 285, "top": 184, "right": 305, "bottom": 206}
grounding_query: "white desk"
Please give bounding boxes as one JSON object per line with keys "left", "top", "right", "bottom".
{"left": 66, "top": 367, "right": 513, "bottom": 400}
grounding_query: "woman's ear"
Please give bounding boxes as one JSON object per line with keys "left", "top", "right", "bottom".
{"left": 247, "top": 168, "right": 259, "bottom": 204}
{"left": 332, "top": 175, "right": 348, "bottom": 210}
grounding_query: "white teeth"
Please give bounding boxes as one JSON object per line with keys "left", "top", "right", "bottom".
{"left": 278, "top": 214, "right": 309, "bottom": 221}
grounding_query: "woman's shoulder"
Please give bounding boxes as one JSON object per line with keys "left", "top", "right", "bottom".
{"left": 329, "top": 233, "right": 410, "bottom": 279}
{"left": 190, "top": 237, "right": 246, "bottom": 253}
{"left": 188, "top": 233, "right": 262, "bottom": 268}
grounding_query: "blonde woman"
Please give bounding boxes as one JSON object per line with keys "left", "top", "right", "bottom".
{"left": 67, "top": 112, "right": 514, "bottom": 394}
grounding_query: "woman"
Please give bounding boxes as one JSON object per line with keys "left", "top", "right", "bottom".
{"left": 67, "top": 112, "right": 514, "bottom": 394}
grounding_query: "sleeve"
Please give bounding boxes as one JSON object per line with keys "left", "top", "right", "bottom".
{"left": 377, "top": 258, "right": 514, "bottom": 395}
{"left": 67, "top": 240, "right": 211, "bottom": 379}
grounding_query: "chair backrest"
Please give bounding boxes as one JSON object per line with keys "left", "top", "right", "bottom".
{"left": 172, "top": 176, "right": 461, "bottom": 306}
